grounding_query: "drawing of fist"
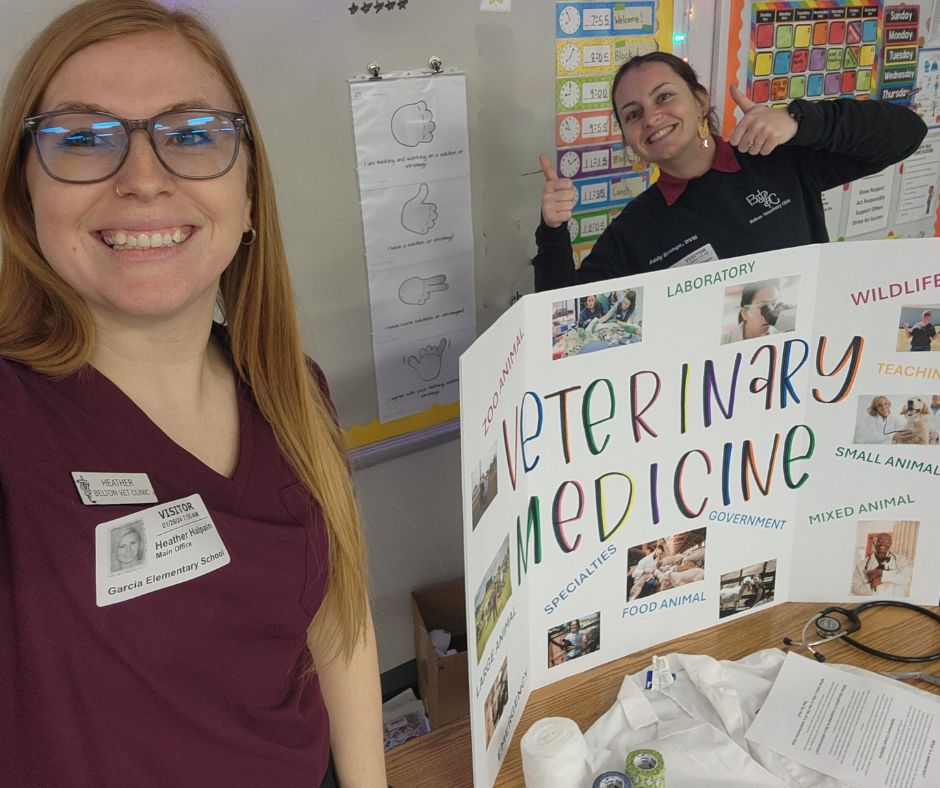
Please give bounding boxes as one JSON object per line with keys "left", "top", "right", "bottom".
{"left": 398, "top": 274, "right": 449, "bottom": 305}
{"left": 401, "top": 183, "right": 438, "bottom": 235}
{"left": 405, "top": 338, "right": 447, "bottom": 381}
{"left": 390, "top": 101, "right": 436, "bottom": 147}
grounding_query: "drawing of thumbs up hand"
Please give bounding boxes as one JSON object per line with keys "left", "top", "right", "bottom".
{"left": 399, "top": 274, "right": 449, "bottom": 305}
{"left": 405, "top": 338, "right": 447, "bottom": 381}
{"left": 391, "top": 101, "right": 436, "bottom": 147}
{"left": 401, "top": 183, "right": 438, "bottom": 235}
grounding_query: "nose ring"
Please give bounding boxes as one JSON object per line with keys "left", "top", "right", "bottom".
{"left": 115, "top": 184, "right": 127, "bottom": 198}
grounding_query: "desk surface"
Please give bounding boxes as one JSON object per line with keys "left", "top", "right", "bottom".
{"left": 385, "top": 601, "right": 940, "bottom": 788}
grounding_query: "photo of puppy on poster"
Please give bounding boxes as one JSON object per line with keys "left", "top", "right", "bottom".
{"left": 852, "top": 393, "right": 940, "bottom": 445}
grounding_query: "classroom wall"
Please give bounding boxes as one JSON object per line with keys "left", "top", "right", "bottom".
{"left": 356, "top": 441, "right": 464, "bottom": 670}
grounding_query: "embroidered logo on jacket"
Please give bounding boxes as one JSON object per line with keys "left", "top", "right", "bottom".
{"left": 745, "top": 189, "right": 781, "bottom": 209}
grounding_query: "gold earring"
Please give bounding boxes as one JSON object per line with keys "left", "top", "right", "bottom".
{"left": 698, "top": 116, "right": 710, "bottom": 149}
{"left": 624, "top": 145, "right": 647, "bottom": 173}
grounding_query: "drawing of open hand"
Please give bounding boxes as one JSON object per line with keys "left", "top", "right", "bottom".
{"left": 399, "top": 274, "right": 449, "bottom": 305}
{"left": 401, "top": 183, "right": 438, "bottom": 235}
{"left": 405, "top": 338, "right": 447, "bottom": 381}
{"left": 391, "top": 101, "right": 435, "bottom": 147}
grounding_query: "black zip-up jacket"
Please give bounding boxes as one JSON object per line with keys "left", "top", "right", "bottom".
{"left": 533, "top": 98, "right": 928, "bottom": 291}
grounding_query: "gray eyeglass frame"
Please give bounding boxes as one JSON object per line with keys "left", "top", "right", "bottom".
{"left": 23, "top": 108, "right": 252, "bottom": 184}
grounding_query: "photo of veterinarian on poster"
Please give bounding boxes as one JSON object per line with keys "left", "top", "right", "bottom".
{"left": 850, "top": 522, "right": 919, "bottom": 597}
{"left": 852, "top": 394, "right": 940, "bottom": 445}
{"left": 551, "top": 288, "right": 644, "bottom": 359}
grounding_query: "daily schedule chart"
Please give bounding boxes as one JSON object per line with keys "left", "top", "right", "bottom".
{"left": 552, "top": 2, "right": 671, "bottom": 264}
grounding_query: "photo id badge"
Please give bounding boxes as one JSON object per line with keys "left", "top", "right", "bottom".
{"left": 95, "top": 493, "right": 229, "bottom": 607}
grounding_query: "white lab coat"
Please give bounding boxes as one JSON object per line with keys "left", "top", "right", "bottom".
{"left": 582, "top": 650, "right": 888, "bottom": 787}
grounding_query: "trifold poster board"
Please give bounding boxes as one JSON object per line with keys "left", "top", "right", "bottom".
{"left": 460, "top": 238, "right": 940, "bottom": 787}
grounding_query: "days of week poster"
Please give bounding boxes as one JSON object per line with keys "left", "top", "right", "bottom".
{"left": 460, "top": 238, "right": 940, "bottom": 787}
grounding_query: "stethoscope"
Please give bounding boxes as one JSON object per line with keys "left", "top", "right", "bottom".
{"left": 783, "top": 600, "right": 940, "bottom": 663}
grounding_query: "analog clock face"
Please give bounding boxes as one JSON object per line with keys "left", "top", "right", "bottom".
{"left": 559, "top": 80, "right": 581, "bottom": 109}
{"left": 559, "top": 6, "right": 581, "bottom": 35}
{"left": 559, "top": 116, "right": 580, "bottom": 144}
{"left": 567, "top": 217, "right": 579, "bottom": 242}
{"left": 559, "top": 150, "right": 580, "bottom": 178}
{"left": 560, "top": 43, "right": 580, "bottom": 72}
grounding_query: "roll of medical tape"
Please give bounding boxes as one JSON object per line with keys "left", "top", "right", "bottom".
{"left": 592, "top": 770, "right": 632, "bottom": 788}
{"left": 625, "top": 749, "right": 665, "bottom": 788}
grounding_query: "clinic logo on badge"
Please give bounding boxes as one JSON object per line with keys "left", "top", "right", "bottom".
{"left": 75, "top": 475, "right": 96, "bottom": 504}
{"left": 746, "top": 189, "right": 780, "bottom": 209}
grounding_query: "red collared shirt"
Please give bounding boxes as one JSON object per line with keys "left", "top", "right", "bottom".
{"left": 655, "top": 137, "right": 741, "bottom": 206}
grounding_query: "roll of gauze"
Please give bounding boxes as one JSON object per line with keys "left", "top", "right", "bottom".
{"left": 521, "top": 716, "right": 591, "bottom": 788}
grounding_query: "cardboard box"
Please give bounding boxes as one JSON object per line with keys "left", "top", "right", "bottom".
{"left": 411, "top": 578, "right": 469, "bottom": 728}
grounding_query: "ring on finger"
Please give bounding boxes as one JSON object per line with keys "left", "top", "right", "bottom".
{"left": 747, "top": 138, "right": 757, "bottom": 148}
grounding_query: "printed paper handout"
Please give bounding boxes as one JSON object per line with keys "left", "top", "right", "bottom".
{"left": 460, "top": 238, "right": 940, "bottom": 787}
{"left": 746, "top": 652, "right": 940, "bottom": 787}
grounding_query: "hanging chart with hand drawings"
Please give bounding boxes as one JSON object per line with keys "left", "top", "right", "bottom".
{"left": 350, "top": 71, "right": 476, "bottom": 423}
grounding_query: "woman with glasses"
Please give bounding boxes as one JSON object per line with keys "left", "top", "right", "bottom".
{"left": 721, "top": 279, "right": 789, "bottom": 344}
{"left": 534, "top": 52, "right": 928, "bottom": 291}
{"left": 0, "top": 1, "right": 385, "bottom": 785}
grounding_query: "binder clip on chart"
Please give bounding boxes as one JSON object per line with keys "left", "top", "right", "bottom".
{"left": 365, "top": 56, "right": 444, "bottom": 80}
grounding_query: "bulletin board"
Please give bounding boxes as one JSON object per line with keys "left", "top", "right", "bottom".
{"left": 718, "top": 0, "right": 940, "bottom": 244}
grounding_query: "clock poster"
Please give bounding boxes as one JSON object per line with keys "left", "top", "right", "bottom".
{"left": 553, "top": 2, "right": 672, "bottom": 264}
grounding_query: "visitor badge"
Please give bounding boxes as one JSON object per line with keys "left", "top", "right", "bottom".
{"left": 72, "top": 471, "right": 157, "bottom": 505}
{"left": 95, "top": 494, "right": 229, "bottom": 607}
{"left": 672, "top": 243, "right": 718, "bottom": 267}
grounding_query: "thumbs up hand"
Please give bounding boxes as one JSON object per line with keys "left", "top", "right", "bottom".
{"left": 727, "top": 84, "right": 798, "bottom": 156}
{"left": 539, "top": 153, "right": 576, "bottom": 229}
{"left": 401, "top": 183, "right": 438, "bottom": 235}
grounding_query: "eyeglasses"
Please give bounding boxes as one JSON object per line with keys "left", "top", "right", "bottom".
{"left": 23, "top": 108, "right": 251, "bottom": 184}
{"left": 744, "top": 300, "right": 780, "bottom": 311}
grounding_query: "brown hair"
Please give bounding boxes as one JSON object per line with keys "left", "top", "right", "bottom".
{"left": 610, "top": 52, "right": 719, "bottom": 136}
{"left": 0, "top": 0, "right": 368, "bottom": 662}
{"left": 737, "top": 278, "right": 779, "bottom": 324}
